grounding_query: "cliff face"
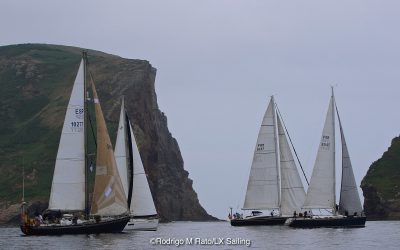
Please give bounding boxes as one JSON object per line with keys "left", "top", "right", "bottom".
{"left": 0, "top": 44, "right": 215, "bottom": 223}
{"left": 361, "top": 136, "right": 400, "bottom": 220}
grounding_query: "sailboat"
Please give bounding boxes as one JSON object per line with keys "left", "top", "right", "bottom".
{"left": 230, "top": 96, "right": 307, "bottom": 226}
{"left": 20, "top": 52, "right": 130, "bottom": 235}
{"left": 288, "top": 89, "right": 366, "bottom": 228}
{"left": 115, "top": 99, "right": 159, "bottom": 231}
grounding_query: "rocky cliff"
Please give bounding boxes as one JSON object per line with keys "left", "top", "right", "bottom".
{"left": 0, "top": 44, "right": 215, "bottom": 223}
{"left": 361, "top": 136, "right": 400, "bottom": 220}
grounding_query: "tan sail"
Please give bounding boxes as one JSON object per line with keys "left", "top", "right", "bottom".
{"left": 90, "top": 80, "right": 128, "bottom": 216}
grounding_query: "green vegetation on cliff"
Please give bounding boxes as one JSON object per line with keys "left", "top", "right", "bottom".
{"left": 0, "top": 44, "right": 82, "bottom": 202}
{"left": 361, "top": 136, "right": 400, "bottom": 219}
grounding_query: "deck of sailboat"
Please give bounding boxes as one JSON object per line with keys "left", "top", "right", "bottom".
{"left": 230, "top": 216, "right": 287, "bottom": 226}
{"left": 20, "top": 215, "right": 130, "bottom": 235}
{"left": 288, "top": 215, "right": 366, "bottom": 228}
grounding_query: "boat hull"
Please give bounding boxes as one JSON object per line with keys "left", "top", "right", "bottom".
{"left": 288, "top": 216, "right": 366, "bottom": 228}
{"left": 20, "top": 216, "right": 130, "bottom": 235}
{"left": 125, "top": 217, "right": 159, "bottom": 231}
{"left": 230, "top": 216, "right": 287, "bottom": 226}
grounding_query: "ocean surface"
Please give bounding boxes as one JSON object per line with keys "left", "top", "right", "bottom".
{"left": 1, "top": 221, "right": 399, "bottom": 250}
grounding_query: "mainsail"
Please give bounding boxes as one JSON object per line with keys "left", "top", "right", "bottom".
{"left": 337, "top": 107, "right": 363, "bottom": 215}
{"left": 277, "top": 115, "right": 306, "bottom": 216}
{"left": 90, "top": 81, "right": 128, "bottom": 216}
{"left": 243, "top": 97, "right": 280, "bottom": 210}
{"left": 302, "top": 94, "right": 336, "bottom": 210}
{"left": 49, "top": 59, "right": 85, "bottom": 211}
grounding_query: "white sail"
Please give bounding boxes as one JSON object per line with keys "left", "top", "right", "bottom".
{"left": 243, "top": 97, "right": 280, "bottom": 210}
{"left": 302, "top": 94, "right": 336, "bottom": 210}
{"left": 129, "top": 120, "right": 157, "bottom": 216}
{"left": 277, "top": 115, "right": 306, "bottom": 216}
{"left": 114, "top": 99, "right": 129, "bottom": 197}
{"left": 49, "top": 59, "right": 85, "bottom": 211}
{"left": 337, "top": 108, "right": 363, "bottom": 215}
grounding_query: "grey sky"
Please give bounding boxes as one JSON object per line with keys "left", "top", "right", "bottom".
{"left": 1, "top": 0, "right": 400, "bottom": 219}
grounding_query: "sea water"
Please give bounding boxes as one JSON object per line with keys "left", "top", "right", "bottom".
{"left": 1, "top": 221, "right": 399, "bottom": 250}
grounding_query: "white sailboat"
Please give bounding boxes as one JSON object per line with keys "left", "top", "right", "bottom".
{"left": 288, "top": 88, "right": 366, "bottom": 228}
{"left": 20, "top": 52, "right": 130, "bottom": 235}
{"left": 115, "top": 99, "right": 159, "bottom": 231}
{"left": 231, "top": 96, "right": 306, "bottom": 226}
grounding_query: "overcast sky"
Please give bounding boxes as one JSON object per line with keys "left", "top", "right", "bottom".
{"left": 2, "top": 0, "right": 400, "bottom": 219}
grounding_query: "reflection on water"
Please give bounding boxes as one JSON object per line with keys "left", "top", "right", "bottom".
{"left": 1, "top": 221, "right": 400, "bottom": 249}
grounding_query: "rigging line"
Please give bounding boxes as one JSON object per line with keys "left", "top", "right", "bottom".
{"left": 275, "top": 104, "right": 309, "bottom": 185}
{"left": 87, "top": 109, "right": 97, "bottom": 148}
{"left": 334, "top": 100, "right": 345, "bottom": 211}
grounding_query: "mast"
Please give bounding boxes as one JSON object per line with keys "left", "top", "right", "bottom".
{"left": 331, "top": 87, "right": 336, "bottom": 214}
{"left": 83, "top": 51, "right": 89, "bottom": 219}
{"left": 271, "top": 96, "right": 281, "bottom": 213}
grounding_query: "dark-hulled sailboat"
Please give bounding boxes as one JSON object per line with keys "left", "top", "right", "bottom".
{"left": 231, "top": 96, "right": 307, "bottom": 226}
{"left": 20, "top": 53, "right": 130, "bottom": 235}
{"left": 288, "top": 89, "right": 366, "bottom": 228}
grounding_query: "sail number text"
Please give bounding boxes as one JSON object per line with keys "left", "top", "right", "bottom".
{"left": 75, "top": 108, "right": 84, "bottom": 119}
{"left": 71, "top": 121, "right": 83, "bottom": 127}
{"left": 75, "top": 108, "right": 84, "bottom": 115}
{"left": 321, "top": 135, "right": 330, "bottom": 149}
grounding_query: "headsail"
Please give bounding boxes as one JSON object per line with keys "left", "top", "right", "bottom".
{"left": 90, "top": 81, "right": 128, "bottom": 216}
{"left": 302, "top": 94, "right": 336, "bottom": 210}
{"left": 128, "top": 120, "right": 157, "bottom": 216}
{"left": 243, "top": 97, "right": 280, "bottom": 210}
{"left": 277, "top": 115, "right": 306, "bottom": 216}
{"left": 337, "top": 107, "right": 363, "bottom": 215}
{"left": 49, "top": 59, "right": 85, "bottom": 211}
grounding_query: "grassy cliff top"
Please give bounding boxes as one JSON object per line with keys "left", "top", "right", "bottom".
{"left": 361, "top": 136, "right": 400, "bottom": 200}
